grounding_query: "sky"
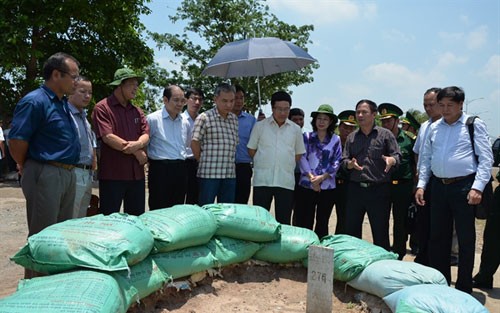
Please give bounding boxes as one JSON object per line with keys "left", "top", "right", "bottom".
{"left": 140, "top": 0, "right": 500, "bottom": 139}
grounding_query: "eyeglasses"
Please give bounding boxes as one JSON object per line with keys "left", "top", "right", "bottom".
{"left": 189, "top": 96, "right": 203, "bottom": 102}
{"left": 59, "top": 69, "right": 79, "bottom": 81}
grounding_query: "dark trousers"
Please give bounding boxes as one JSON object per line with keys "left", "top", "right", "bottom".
{"left": 234, "top": 163, "right": 253, "bottom": 204}
{"left": 99, "top": 179, "right": 145, "bottom": 215}
{"left": 253, "top": 186, "right": 293, "bottom": 225}
{"left": 184, "top": 158, "right": 199, "bottom": 204}
{"left": 390, "top": 180, "right": 414, "bottom": 259}
{"left": 346, "top": 182, "right": 391, "bottom": 251}
{"left": 475, "top": 185, "right": 500, "bottom": 283}
{"left": 332, "top": 180, "right": 348, "bottom": 234}
{"left": 295, "top": 186, "right": 336, "bottom": 239}
{"left": 414, "top": 178, "right": 433, "bottom": 266}
{"left": 429, "top": 175, "right": 476, "bottom": 293}
{"left": 148, "top": 159, "right": 187, "bottom": 210}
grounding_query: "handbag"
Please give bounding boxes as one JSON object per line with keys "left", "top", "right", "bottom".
{"left": 466, "top": 116, "right": 494, "bottom": 219}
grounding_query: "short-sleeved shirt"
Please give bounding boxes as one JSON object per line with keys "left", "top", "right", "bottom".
{"left": 191, "top": 107, "right": 238, "bottom": 179}
{"left": 8, "top": 85, "right": 80, "bottom": 164}
{"left": 0, "top": 127, "right": 4, "bottom": 160}
{"left": 181, "top": 110, "right": 197, "bottom": 159}
{"left": 69, "top": 103, "right": 96, "bottom": 166}
{"left": 341, "top": 125, "right": 401, "bottom": 183}
{"left": 92, "top": 94, "right": 149, "bottom": 181}
{"left": 247, "top": 117, "right": 306, "bottom": 190}
{"left": 147, "top": 107, "right": 191, "bottom": 160}
{"left": 235, "top": 111, "right": 256, "bottom": 163}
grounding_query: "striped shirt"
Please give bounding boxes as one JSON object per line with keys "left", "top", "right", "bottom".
{"left": 192, "top": 107, "right": 239, "bottom": 178}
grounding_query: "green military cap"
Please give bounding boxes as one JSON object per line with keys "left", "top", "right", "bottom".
{"left": 338, "top": 110, "right": 357, "bottom": 126}
{"left": 405, "top": 111, "right": 420, "bottom": 131}
{"left": 311, "top": 104, "right": 338, "bottom": 125}
{"left": 378, "top": 103, "right": 403, "bottom": 120}
{"left": 401, "top": 117, "right": 410, "bottom": 125}
{"left": 108, "top": 68, "right": 145, "bottom": 86}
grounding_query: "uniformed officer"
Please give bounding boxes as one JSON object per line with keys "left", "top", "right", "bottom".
{"left": 401, "top": 111, "right": 420, "bottom": 136}
{"left": 378, "top": 103, "right": 416, "bottom": 259}
{"left": 333, "top": 110, "right": 357, "bottom": 234}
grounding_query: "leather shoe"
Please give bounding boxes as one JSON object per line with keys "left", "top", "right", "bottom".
{"left": 472, "top": 279, "right": 493, "bottom": 289}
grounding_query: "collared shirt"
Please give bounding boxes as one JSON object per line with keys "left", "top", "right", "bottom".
{"left": 235, "top": 111, "right": 256, "bottom": 163}
{"left": 299, "top": 131, "right": 342, "bottom": 190}
{"left": 391, "top": 129, "right": 415, "bottom": 180}
{"left": 182, "top": 110, "right": 197, "bottom": 159}
{"left": 247, "top": 117, "right": 306, "bottom": 190}
{"left": 417, "top": 113, "right": 493, "bottom": 192}
{"left": 0, "top": 127, "right": 4, "bottom": 160}
{"left": 147, "top": 107, "right": 191, "bottom": 160}
{"left": 341, "top": 125, "right": 401, "bottom": 183}
{"left": 9, "top": 85, "right": 80, "bottom": 164}
{"left": 192, "top": 107, "right": 239, "bottom": 179}
{"left": 69, "top": 103, "right": 96, "bottom": 166}
{"left": 92, "top": 94, "right": 149, "bottom": 181}
{"left": 413, "top": 119, "right": 432, "bottom": 172}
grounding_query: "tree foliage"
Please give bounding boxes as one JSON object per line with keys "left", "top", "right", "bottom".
{"left": 147, "top": 0, "right": 318, "bottom": 113}
{"left": 0, "top": 0, "right": 154, "bottom": 120}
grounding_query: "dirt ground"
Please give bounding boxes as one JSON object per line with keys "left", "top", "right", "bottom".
{"left": 1, "top": 170, "right": 499, "bottom": 312}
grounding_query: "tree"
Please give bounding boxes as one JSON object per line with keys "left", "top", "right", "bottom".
{"left": 147, "top": 0, "right": 318, "bottom": 113}
{"left": 0, "top": 0, "right": 155, "bottom": 120}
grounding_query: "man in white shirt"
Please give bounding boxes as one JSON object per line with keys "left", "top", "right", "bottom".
{"left": 0, "top": 123, "right": 4, "bottom": 181}
{"left": 415, "top": 86, "right": 493, "bottom": 294}
{"left": 247, "top": 91, "right": 306, "bottom": 224}
{"left": 147, "top": 85, "right": 191, "bottom": 209}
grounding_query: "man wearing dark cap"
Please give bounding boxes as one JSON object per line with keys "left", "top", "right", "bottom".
{"left": 92, "top": 68, "right": 150, "bottom": 215}
{"left": 332, "top": 110, "right": 357, "bottom": 234}
{"left": 378, "top": 103, "right": 416, "bottom": 259}
{"left": 401, "top": 112, "right": 420, "bottom": 136}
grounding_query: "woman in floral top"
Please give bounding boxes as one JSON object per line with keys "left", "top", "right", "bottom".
{"left": 294, "top": 104, "right": 342, "bottom": 239}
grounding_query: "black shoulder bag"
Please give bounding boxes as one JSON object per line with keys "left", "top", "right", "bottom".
{"left": 466, "top": 116, "right": 494, "bottom": 219}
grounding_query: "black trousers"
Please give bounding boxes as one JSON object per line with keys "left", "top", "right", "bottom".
{"left": 414, "top": 178, "right": 433, "bottom": 266}
{"left": 429, "top": 175, "right": 476, "bottom": 293}
{"left": 389, "top": 180, "right": 414, "bottom": 259}
{"left": 99, "top": 179, "right": 145, "bottom": 215}
{"left": 346, "top": 182, "right": 391, "bottom": 251}
{"left": 332, "top": 180, "right": 348, "bottom": 234}
{"left": 148, "top": 159, "right": 187, "bottom": 210}
{"left": 234, "top": 163, "right": 253, "bottom": 204}
{"left": 295, "top": 186, "right": 336, "bottom": 239}
{"left": 184, "top": 158, "right": 199, "bottom": 205}
{"left": 253, "top": 186, "right": 293, "bottom": 225}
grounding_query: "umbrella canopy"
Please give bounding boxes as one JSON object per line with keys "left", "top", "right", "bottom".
{"left": 202, "top": 37, "right": 316, "bottom": 78}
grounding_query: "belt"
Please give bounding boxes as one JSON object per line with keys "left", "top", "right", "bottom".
{"left": 75, "top": 164, "right": 92, "bottom": 170}
{"left": 47, "top": 161, "right": 75, "bottom": 170}
{"left": 436, "top": 174, "right": 474, "bottom": 185}
{"left": 149, "top": 159, "right": 185, "bottom": 165}
{"left": 336, "top": 179, "right": 345, "bottom": 185}
{"left": 357, "top": 181, "right": 382, "bottom": 188}
{"left": 391, "top": 179, "right": 410, "bottom": 185}
{"left": 185, "top": 158, "right": 197, "bottom": 163}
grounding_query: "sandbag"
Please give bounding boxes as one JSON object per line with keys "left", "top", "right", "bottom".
{"left": 11, "top": 213, "right": 154, "bottom": 274}
{"left": 152, "top": 245, "right": 218, "bottom": 279}
{"left": 383, "top": 284, "right": 489, "bottom": 313}
{"left": 253, "top": 224, "right": 319, "bottom": 263}
{"left": 0, "top": 270, "right": 126, "bottom": 313}
{"left": 320, "top": 234, "right": 398, "bottom": 282}
{"left": 203, "top": 203, "right": 281, "bottom": 242}
{"left": 347, "top": 259, "right": 447, "bottom": 298}
{"left": 140, "top": 205, "right": 217, "bottom": 253}
{"left": 111, "top": 256, "right": 169, "bottom": 308}
{"left": 207, "top": 236, "right": 261, "bottom": 267}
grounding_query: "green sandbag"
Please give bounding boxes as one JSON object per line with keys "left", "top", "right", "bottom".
{"left": 11, "top": 213, "right": 154, "bottom": 274}
{"left": 140, "top": 205, "right": 217, "bottom": 253}
{"left": 320, "top": 234, "right": 398, "bottom": 282}
{"left": 152, "top": 245, "right": 218, "bottom": 279}
{"left": 0, "top": 270, "right": 127, "bottom": 313}
{"left": 111, "top": 256, "right": 170, "bottom": 308}
{"left": 203, "top": 203, "right": 281, "bottom": 242}
{"left": 253, "top": 224, "right": 320, "bottom": 263}
{"left": 207, "top": 236, "right": 261, "bottom": 267}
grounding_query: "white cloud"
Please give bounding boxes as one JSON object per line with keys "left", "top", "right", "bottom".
{"left": 436, "top": 52, "right": 468, "bottom": 68}
{"left": 466, "top": 25, "right": 488, "bottom": 50}
{"left": 364, "top": 63, "right": 425, "bottom": 87}
{"left": 382, "top": 29, "right": 416, "bottom": 44}
{"left": 479, "top": 55, "right": 500, "bottom": 83}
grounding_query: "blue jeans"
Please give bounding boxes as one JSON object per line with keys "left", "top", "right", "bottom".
{"left": 198, "top": 178, "right": 236, "bottom": 206}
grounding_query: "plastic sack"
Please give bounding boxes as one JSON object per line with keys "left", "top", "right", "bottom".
{"left": 11, "top": 213, "right": 154, "bottom": 274}
{"left": 203, "top": 203, "right": 281, "bottom": 242}
{"left": 347, "top": 259, "right": 447, "bottom": 298}
{"left": 0, "top": 270, "right": 126, "bottom": 313}
{"left": 111, "top": 256, "right": 169, "bottom": 308}
{"left": 320, "top": 234, "right": 398, "bottom": 282}
{"left": 383, "top": 284, "right": 490, "bottom": 313}
{"left": 253, "top": 224, "right": 320, "bottom": 263}
{"left": 152, "top": 245, "right": 218, "bottom": 279}
{"left": 207, "top": 236, "right": 261, "bottom": 267}
{"left": 140, "top": 205, "right": 217, "bottom": 253}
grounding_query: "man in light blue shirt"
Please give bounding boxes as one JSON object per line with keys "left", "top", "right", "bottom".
{"left": 232, "top": 85, "right": 256, "bottom": 204}
{"left": 147, "top": 85, "right": 191, "bottom": 209}
{"left": 68, "top": 76, "right": 96, "bottom": 218}
{"left": 415, "top": 86, "right": 493, "bottom": 294}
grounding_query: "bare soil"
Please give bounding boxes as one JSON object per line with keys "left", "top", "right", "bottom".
{"left": 1, "top": 171, "right": 499, "bottom": 312}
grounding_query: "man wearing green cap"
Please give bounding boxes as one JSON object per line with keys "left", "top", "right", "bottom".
{"left": 378, "top": 102, "right": 416, "bottom": 260}
{"left": 401, "top": 112, "right": 420, "bottom": 136}
{"left": 92, "top": 68, "right": 150, "bottom": 215}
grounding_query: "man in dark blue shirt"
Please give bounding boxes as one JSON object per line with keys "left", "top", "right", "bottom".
{"left": 8, "top": 52, "right": 81, "bottom": 249}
